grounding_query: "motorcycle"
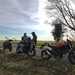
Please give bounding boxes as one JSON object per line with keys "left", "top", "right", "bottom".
{"left": 41, "top": 42, "right": 75, "bottom": 64}
{"left": 16, "top": 39, "right": 36, "bottom": 56}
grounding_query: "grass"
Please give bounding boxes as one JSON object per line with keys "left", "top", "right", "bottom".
{"left": 0, "top": 54, "right": 49, "bottom": 75}
{"left": 0, "top": 40, "right": 75, "bottom": 75}
{"left": 0, "top": 53, "right": 74, "bottom": 75}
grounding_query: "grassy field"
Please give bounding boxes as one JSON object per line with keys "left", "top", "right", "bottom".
{"left": 0, "top": 40, "right": 53, "bottom": 48}
{"left": 0, "top": 40, "right": 74, "bottom": 75}
{"left": 0, "top": 53, "right": 74, "bottom": 75}
{"left": 0, "top": 54, "right": 75, "bottom": 75}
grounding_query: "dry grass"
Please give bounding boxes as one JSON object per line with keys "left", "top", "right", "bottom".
{"left": 0, "top": 41, "right": 74, "bottom": 75}
{"left": 0, "top": 53, "right": 74, "bottom": 75}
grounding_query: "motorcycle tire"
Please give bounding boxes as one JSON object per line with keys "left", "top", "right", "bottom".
{"left": 68, "top": 50, "right": 75, "bottom": 64}
{"left": 28, "top": 49, "right": 36, "bottom": 56}
{"left": 41, "top": 50, "right": 51, "bottom": 60}
{"left": 16, "top": 47, "right": 23, "bottom": 54}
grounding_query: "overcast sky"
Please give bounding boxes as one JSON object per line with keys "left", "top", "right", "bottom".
{"left": 0, "top": 0, "right": 75, "bottom": 40}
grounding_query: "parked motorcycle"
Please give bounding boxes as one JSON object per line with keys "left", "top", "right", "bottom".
{"left": 16, "top": 38, "right": 36, "bottom": 56}
{"left": 41, "top": 42, "right": 75, "bottom": 64}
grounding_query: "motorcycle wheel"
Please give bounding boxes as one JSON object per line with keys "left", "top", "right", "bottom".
{"left": 16, "top": 47, "right": 23, "bottom": 54}
{"left": 28, "top": 49, "right": 36, "bottom": 56}
{"left": 68, "top": 50, "right": 75, "bottom": 64}
{"left": 16, "top": 43, "right": 23, "bottom": 54}
{"left": 41, "top": 50, "right": 51, "bottom": 59}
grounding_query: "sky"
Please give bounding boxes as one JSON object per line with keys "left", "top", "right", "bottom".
{"left": 0, "top": 0, "right": 75, "bottom": 40}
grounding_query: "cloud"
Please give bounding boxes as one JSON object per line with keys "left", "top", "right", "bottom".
{"left": 0, "top": 0, "right": 38, "bottom": 25}
{"left": 72, "top": 0, "right": 75, "bottom": 3}
{"left": 0, "top": 0, "right": 54, "bottom": 40}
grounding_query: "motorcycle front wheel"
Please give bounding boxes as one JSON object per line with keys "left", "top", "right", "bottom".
{"left": 68, "top": 50, "right": 75, "bottom": 64}
{"left": 28, "top": 49, "right": 36, "bottom": 56}
{"left": 41, "top": 50, "right": 51, "bottom": 60}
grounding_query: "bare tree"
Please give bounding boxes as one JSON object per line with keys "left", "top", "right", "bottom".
{"left": 47, "top": 0, "right": 75, "bottom": 31}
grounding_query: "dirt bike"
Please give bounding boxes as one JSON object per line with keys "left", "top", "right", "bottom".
{"left": 16, "top": 40, "right": 36, "bottom": 56}
{"left": 41, "top": 43, "right": 75, "bottom": 64}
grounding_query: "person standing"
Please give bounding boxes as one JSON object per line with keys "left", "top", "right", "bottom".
{"left": 31, "top": 32, "right": 37, "bottom": 46}
{"left": 22, "top": 33, "right": 28, "bottom": 42}
{"left": 31, "top": 32, "right": 37, "bottom": 56}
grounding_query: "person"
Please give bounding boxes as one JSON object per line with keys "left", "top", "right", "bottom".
{"left": 55, "top": 39, "right": 65, "bottom": 48}
{"left": 3, "top": 39, "right": 12, "bottom": 52}
{"left": 66, "top": 39, "right": 72, "bottom": 49}
{"left": 31, "top": 32, "right": 37, "bottom": 46}
{"left": 27, "top": 37, "right": 32, "bottom": 51}
{"left": 53, "top": 39, "right": 66, "bottom": 58}
{"left": 31, "top": 32, "right": 37, "bottom": 55}
{"left": 21, "top": 33, "right": 28, "bottom": 42}
{"left": 21, "top": 33, "right": 32, "bottom": 55}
